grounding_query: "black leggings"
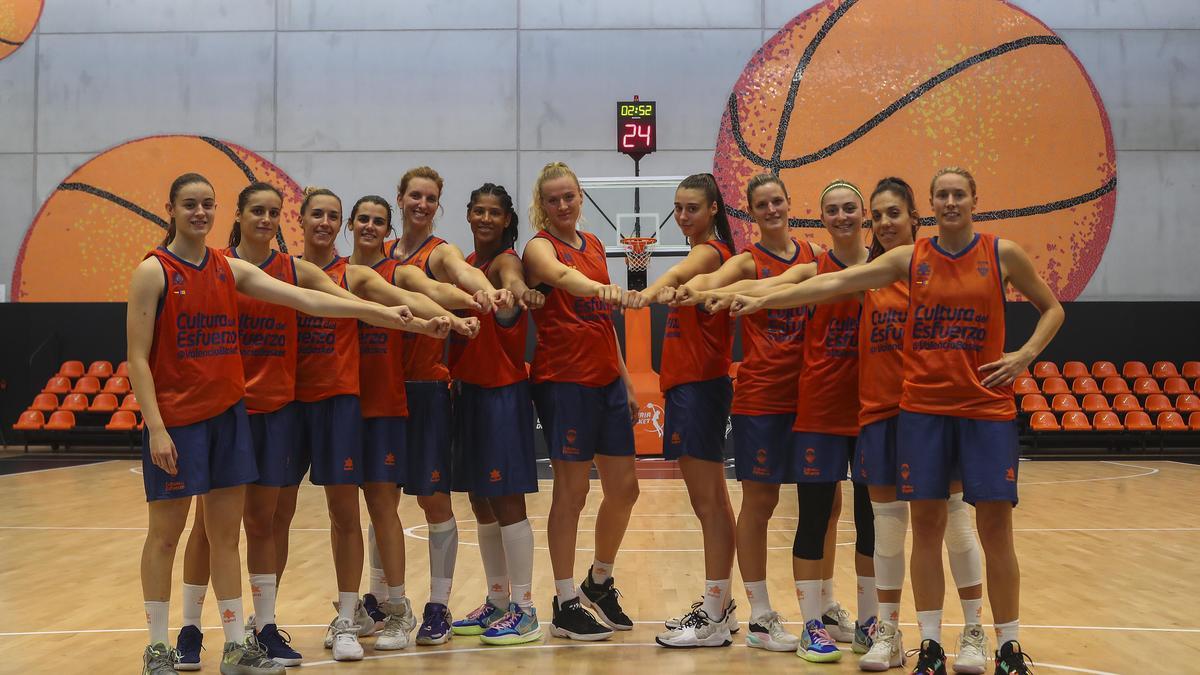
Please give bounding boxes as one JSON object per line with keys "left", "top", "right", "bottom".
{"left": 792, "top": 481, "right": 876, "bottom": 560}
{"left": 853, "top": 480, "right": 874, "bottom": 558}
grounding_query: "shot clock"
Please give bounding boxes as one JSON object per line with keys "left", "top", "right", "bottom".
{"left": 617, "top": 99, "right": 656, "bottom": 159}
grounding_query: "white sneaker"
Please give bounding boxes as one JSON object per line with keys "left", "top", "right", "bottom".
{"left": 322, "top": 599, "right": 375, "bottom": 649}
{"left": 859, "top": 621, "right": 905, "bottom": 671}
{"left": 374, "top": 598, "right": 417, "bottom": 651}
{"left": 655, "top": 607, "right": 733, "bottom": 648}
{"left": 822, "top": 602, "right": 856, "bottom": 642}
{"left": 745, "top": 611, "right": 800, "bottom": 652}
{"left": 328, "top": 617, "right": 363, "bottom": 662}
{"left": 665, "top": 599, "right": 740, "bottom": 634}
{"left": 953, "top": 624, "right": 988, "bottom": 674}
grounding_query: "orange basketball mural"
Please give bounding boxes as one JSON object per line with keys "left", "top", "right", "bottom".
{"left": 0, "top": 0, "right": 42, "bottom": 60}
{"left": 713, "top": 0, "right": 1116, "bottom": 300}
{"left": 13, "top": 135, "right": 305, "bottom": 302}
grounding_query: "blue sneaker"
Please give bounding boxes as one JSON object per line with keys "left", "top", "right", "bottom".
{"left": 480, "top": 604, "right": 543, "bottom": 645}
{"left": 416, "top": 602, "right": 452, "bottom": 645}
{"left": 174, "top": 625, "right": 202, "bottom": 671}
{"left": 797, "top": 619, "right": 843, "bottom": 663}
{"left": 255, "top": 624, "right": 302, "bottom": 667}
{"left": 853, "top": 615, "right": 877, "bottom": 654}
{"left": 362, "top": 593, "right": 388, "bottom": 631}
{"left": 452, "top": 599, "right": 506, "bottom": 636}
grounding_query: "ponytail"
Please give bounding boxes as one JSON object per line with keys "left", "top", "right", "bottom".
{"left": 677, "top": 173, "right": 735, "bottom": 250}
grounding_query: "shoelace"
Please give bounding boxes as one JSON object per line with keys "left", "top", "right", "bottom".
{"left": 382, "top": 611, "right": 410, "bottom": 635}
{"left": 961, "top": 627, "right": 986, "bottom": 651}
{"left": 677, "top": 608, "right": 711, "bottom": 629}
{"left": 332, "top": 619, "right": 359, "bottom": 639}
{"left": 464, "top": 602, "right": 495, "bottom": 622}
{"left": 240, "top": 635, "right": 277, "bottom": 664}
{"left": 672, "top": 600, "right": 703, "bottom": 624}
{"left": 490, "top": 611, "right": 523, "bottom": 631}
{"left": 262, "top": 627, "right": 295, "bottom": 648}
{"left": 904, "top": 647, "right": 943, "bottom": 674}
{"left": 830, "top": 606, "right": 852, "bottom": 627}
{"left": 1000, "top": 649, "right": 1036, "bottom": 673}
{"left": 147, "top": 646, "right": 181, "bottom": 669}
{"left": 809, "top": 625, "right": 837, "bottom": 647}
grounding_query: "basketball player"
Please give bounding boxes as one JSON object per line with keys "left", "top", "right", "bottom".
{"left": 522, "top": 162, "right": 640, "bottom": 641}
{"left": 447, "top": 183, "right": 544, "bottom": 645}
{"left": 670, "top": 173, "right": 818, "bottom": 654}
{"left": 131, "top": 174, "right": 411, "bottom": 674}
{"left": 625, "top": 174, "right": 739, "bottom": 648}
{"left": 730, "top": 168, "right": 1062, "bottom": 675}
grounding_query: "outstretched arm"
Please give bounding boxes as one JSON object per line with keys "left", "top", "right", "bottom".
{"left": 491, "top": 252, "right": 543, "bottom": 323}
{"left": 430, "top": 243, "right": 514, "bottom": 312}
{"left": 523, "top": 237, "right": 627, "bottom": 306}
{"left": 393, "top": 264, "right": 481, "bottom": 312}
{"left": 731, "top": 246, "right": 912, "bottom": 316}
{"left": 343, "top": 266, "right": 478, "bottom": 337}
{"left": 979, "top": 241, "right": 1065, "bottom": 387}
{"left": 630, "top": 244, "right": 725, "bottom": 308}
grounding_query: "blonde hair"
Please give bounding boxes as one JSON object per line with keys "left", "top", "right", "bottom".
{"left": 930, "top": 166, "right": 976, "bottom": 197}
{"left": 745, "top": 173, "right": 788, "bottom": 206}
{"left": 820, "top": 179, "right": 864, "bottom": 207}
{"left": 529, "top": 162, "right": 583, "bottom": 232}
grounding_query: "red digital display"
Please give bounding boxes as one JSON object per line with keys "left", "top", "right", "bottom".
{"left": 617, "top": 100, "right": 656, "bottom": 158}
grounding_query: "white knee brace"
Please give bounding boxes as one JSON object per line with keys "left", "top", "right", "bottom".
{"left": 872, "top": 500, "right": 908, "bottom": 591}
{"left": 946, "top": 493, "right": 983, "bottom": 588}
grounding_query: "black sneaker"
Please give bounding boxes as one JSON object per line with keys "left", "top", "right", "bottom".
{"left": 578, "top": 568, "right": 634, "bottom": 631}
{"left": 549, "top": 596, "right": 613, "bottom": 641}
{"left": 994, "top": 640, "right": 1035, "bottom": 674}
{"left": 174, "top": 625, "right": 202, "bottom": 671}
{"left": 907, "top": 638, "right": 948, "bottom": 674}
{"left": 362, "top": 593, "right": 388, "bottom": 626}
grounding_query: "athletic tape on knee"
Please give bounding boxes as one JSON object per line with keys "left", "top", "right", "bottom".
{"left": 872, "top": 500, "right": 908, "bottom": 591}
{"left": 946, "top": 494, "right": 983, "bottom": 588}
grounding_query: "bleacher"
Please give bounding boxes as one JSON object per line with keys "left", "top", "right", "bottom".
{"left": 11, "top": 360, "right": 142, "bottom": 450}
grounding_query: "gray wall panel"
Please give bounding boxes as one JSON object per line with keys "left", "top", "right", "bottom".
{"left": 520, "top": 0, "right": 760, "bottom": 29}
{"left": 766, "top": 0, "right": 1200, "bottom": 30}
{"left": 36, "top": 33, "right": 276, "bottom": 154}
{"left": 0, "top": 42, "right": 36, "bottom": 153}
{"left": 0, "top": 154, "right": 34, "bottom": 301}
{"left": 34, "top": 153, "right": 93, "bottom": 205}
{"left": 276, "top": 31, "right": 517, "bottom": 152}
{"left": 39, "top": 0, "right": 275, "bottom": 33}
{"left": 279, "top": 0, "right": 517, "bottom": 30}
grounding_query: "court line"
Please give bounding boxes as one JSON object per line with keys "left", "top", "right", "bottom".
{"left": 4, "top": 524, "right": 1195, "bottom": 535}
{"left": 0, "top": 459, "right": 117, "bottom": 478}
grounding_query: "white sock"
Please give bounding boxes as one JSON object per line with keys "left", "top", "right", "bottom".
{"left": 145, "top": 601, "right": 169, "bottom": 645}
{"left": 878, "top": 601, "right": 901, "bottom": 627}
{"left": 338, "top": 592, "right": 358, "bottom": 622}
{"left": 249, "top": 574, "right": 276, "bottom": 631}
{"left": 702, "top": 579, "right": 730, "bottom": 618}
{"left": 368, "top": 523, "right": 387, "bottom": 600}
{"left": 590, "top": 559, "right": 613, "bottom": 585}
{"left": 821, "top": 578, "right": 836, "bottom": 614}
{"left": 916, "top": 609, "right": 943, "bottom": 642}
{"left": 477, "top": 521, "right": 510, "bottom": 606}
{"left": 744, "top": 580, "right": 772, "bottom": 620}
{"left": 387, "top": 585, "right": 406, "bottom": 605}
{"left": 554, "top": 578, "right": 578, "bottom": 603}
{"left": 995, "top": 619, "right": 1019, "bottom": 645}
{"left": 216, "top": 598, "right": 245, "bottom": 644}
{"left": 428, "top": 518, "right": 458, "bottom": 605}
{"left": 795, "top": 579, "right": 823, "bottom": 623}
{"left": 501, "top": 519, "right": 535, "bottom": 609}
{"left": 857, "top": 576, "right": 878, "bottom": 623}
{"left": 181, "top": 583, "right": 206, "bottom": 629}
{"left": 961, "top": 597, "right": 983, "bottom": 625}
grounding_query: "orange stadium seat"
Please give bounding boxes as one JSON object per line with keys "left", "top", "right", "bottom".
{"left": 1014, "top": 377, "right": 1039, "bottom": 396}
{"left": 86, "top": 360, "right": 113, "bottom": 379}
{"left": 119, "top": 394, "right": 140, "bottom": 412}
{"left": 1144, "top": 394, "right": 1173, "bottom": 413}
{"left": 1072, "top": 377, "right": 1100, "bottom": 395}
{"left": 105, "top": 411, "right": 138, "bottom": 431}
{"left": 102, "top": 376, "right": 131, "bottom": 396}
{"left": 1102, "top": 377, "right": 1130, "bottom": 395}
{"left": 1090, "top": 361, "right": 1118, "bottom": 379}
{"left": 1122, "top": 361, "right": 1150, "bottom": 379}
{"left": 1033, "top": 361, "right": 1060, "bottom": 379}
{"left": 1061, "top": 411, "right": 1091, "bottom": 431}
{"left": 1029, "top": 412, "right": 1060, "bottom": 431}
{"left": 1152, "top": 361, "right": 1180, "bottom": 380}
{"left": 72, "top": 376, "right": 100, "bottom": 395}
{"left": 13, "top": 410, "right": 44, "bottom": 431}
{"left": 1041, "top": 377, "right": 1069, "bottom": 395}
{"left": 1051, "top": 394, "right": 1080, "bottom": 412}
{"left": 1189, "top": 412, "right": 1200, "bottom": 431}
{"left": 30, "top": 393, "right": 59, "bottom": 413}
{"left": 89, "top": 393, "right": 118, "bottom": 413}
{"left": 1092, "top": 411, "right": 1123, "bottom": 431}
{"left": 59, "top": 393, "right": 89, "bottom": 412}
{"left": 1081, "top": 394, "right": 1110, "bottom": 413}
{"left": 1176, "top": 395, "right": 1200, "bottom": 414}
{"left": 1182, "top": 361, "right": 1200, "bottom": 380}
{"left": 1021, "top": 394, "right": 1050, "bottom": 413}
{"left": 44, "top": 411, "right": 75, "bottom": 430}
{"left": 42, "top": 377, "right": 71, "bottom": 395}
{"left": 1062, "top": 361, "right": 1088, "bottom": 379}
{"left": 1133, "top": 377, "right": 1161, "bottom": 395}
{"left": 1157, "top": 412, "right": 1186, "bottom": 431}
{"left": 1124, "top": 411, "right": 1154, "bottom": 432}
{"left": 57, "top": 360, "right": 84, "bottom": 379}
{"left": 1112, "top": 394, "right": 1142, "bottom": 412}
{"left": 1163, "top": 377, "right": 1190, "bottom": 396}
{"left": 115, "top": 361, "right": 131, "bottom": 378}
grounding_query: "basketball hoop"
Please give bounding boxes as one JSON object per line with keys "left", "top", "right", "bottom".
{"left": 620, "top": 236, "right": 658, "bottom": 273}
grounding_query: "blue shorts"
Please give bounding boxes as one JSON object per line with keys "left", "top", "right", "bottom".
{"left": 897, "top": 410, "right": 1020, "bottom": 505}
{"left": 732, "top": 413, "right": 795, "bottom": 484}
{"left": 300, "top": 395, "right": 363, "bottom": 486}
{"left": 532, "top": 378, "right": 635, "bottom": 462}
{"left": 854, "top": 416, "right": 899, "bottom": 487}
{"left": 362, "top": 416, "right": 406, "bottom": 485}
{"left": 791, "top": 431, "right": 854, "bottom": 483}
{"left": 451, "top": 380, "right": 538, "bottom": 497}
{"left": 404, "top": 381, "right": 452, "bottom": 496}
{"left": 142, "top": 401, "right": 256, "bottom": 501}
{"left": 248, "top": 402, "right": 306, "bottom": 488}
{"left": 663, "top": 377, "right": 733, "bottom": 462}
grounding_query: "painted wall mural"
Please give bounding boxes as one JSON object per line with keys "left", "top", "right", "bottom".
{"left": 713, "top": 0, "right": 1117, "bottom": 300}
{"left": 0, "top": 0, "right": 41, "bottom": 61}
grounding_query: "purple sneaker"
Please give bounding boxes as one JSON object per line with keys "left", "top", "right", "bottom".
{"left": 416, "top": 602, "right": 452, "bottom": 646}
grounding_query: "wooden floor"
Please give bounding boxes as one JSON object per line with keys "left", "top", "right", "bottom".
{"left": 1, "top": 458, "right": 1197, "bottom": 674}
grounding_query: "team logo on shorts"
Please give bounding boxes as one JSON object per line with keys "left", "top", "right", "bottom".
{"left": 976, "top": 259, "right": 991, "bottom": 277}
{"left": 490, "top": 469, "right": 502, "bottom": 483}
{"left": 384, "top": 452, "right": 396, "bottom": 466}
{"left": 755, "top": 448, "right": 768, "bottom": 464}
{"left": 804, "top": 447, "right": 816, "bottom": 464}
{"left": 566, "top": 428, "right": 577, "bottom": 443}
{"left": 1005, "top": 466, "right": 1016, "bottom": 482}
{"left": 671, "top": 432, "right": 681, "bottom": 445}
{"left": 164, "top": 480, "right": 185, "bottom": 492}
{"left": 431, "top": 470, "right": 442, "bottom": 483}
{"left": 914, "top": 262, "right": 932, "bottom": 286}
{"left": 900, "top": 463, "right": 911, "bottom": 480}
{"left": 343, "top": 457, "right": 354, "bottom": 471}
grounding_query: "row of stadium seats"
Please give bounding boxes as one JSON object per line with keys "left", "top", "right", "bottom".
{"left": 14, "top": 409, "right": 141, "bottom": 431}
{"left": 27, "top": 392, "right": 140, "bottom": 414}
{"left": 1029, "top": 360, "right": 1200, "bottom": 381}
{"left": 40, "top": 375, "right": 131, "bottom": 396}
{"left": 54, "top": 360, "right": 130, "bottom": 380}
{"left": 1015, "top": 375, "right": 1198, "bottom": 397}
{"left": 1028, "top": 410, "right": 1198, "bottom": 432}
{"left": 1021, "top": 393, "right": 1199, "bottom": 414}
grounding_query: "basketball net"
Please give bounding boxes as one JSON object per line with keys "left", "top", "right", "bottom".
{"left": 620, "top": 236, "right": 657, "bottom": 273}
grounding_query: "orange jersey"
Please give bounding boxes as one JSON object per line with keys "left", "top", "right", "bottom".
{"left": 901, "top": 233, "right": 1014, "bottom": 420}
{"left": 659, "top": 240, "right": 735, "bottom": 392}
{"left": 731, "top": 239, "right": 818, "bottom": 415}
{"left": 145, "top": 247, "right": 245, "bottom": 427}
{"left": 529, "top": 230, "right": 621, "bottom": 387}
{"left": 448, "top": 250, "right": 528, "bottom": 388}
{"left": 793, "top": 251, "right": 863, "bottom": 436}
{"left": 858, "top": 280, "right": 908, "bottom": 426}
{"left": 222, "top": 248, "right": 298, "bottom": 414}
{"left": 393, "top": 235, "right": 450, "bottom": 382}
{"left": 295, "top": 257, "right": 360, "bottom": 402}
{"left": 358, "top": 258, "right": 409, "bottom": 417}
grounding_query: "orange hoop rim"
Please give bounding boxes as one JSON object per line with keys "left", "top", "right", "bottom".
{"left": 620, "top": 236, "right": 658, "bottom": 253}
